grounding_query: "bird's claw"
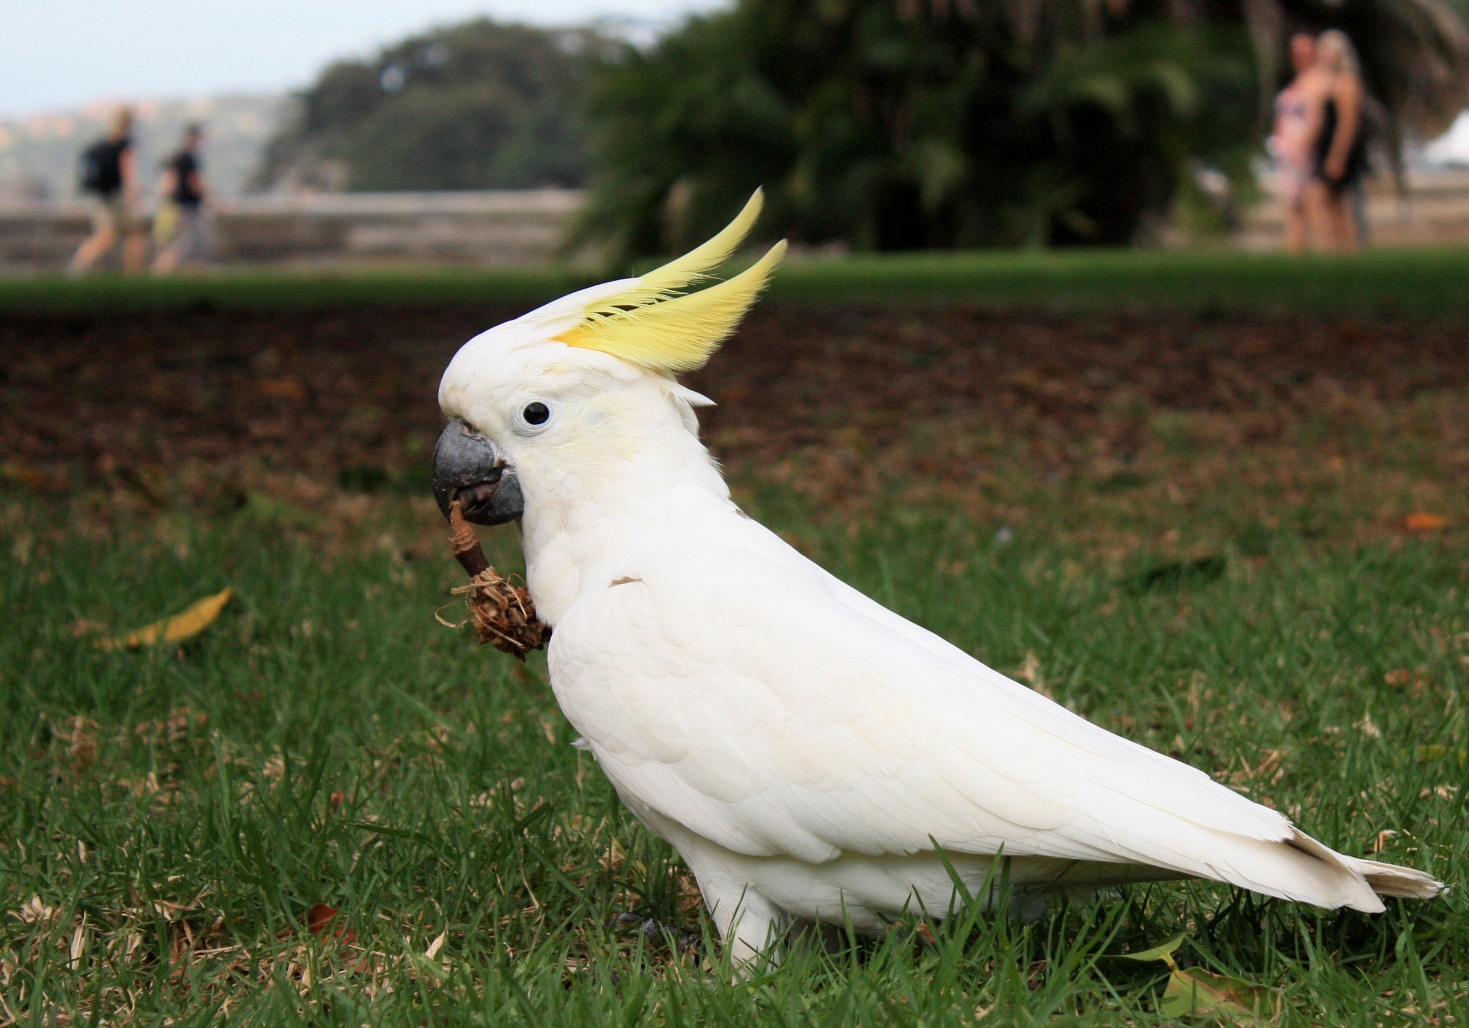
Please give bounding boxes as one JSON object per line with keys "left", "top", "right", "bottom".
{"left": 612, "top": 912, "right": 702, "bottom": 953}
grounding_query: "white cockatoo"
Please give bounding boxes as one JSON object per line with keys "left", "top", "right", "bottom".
{"left": 431, "top": 191, "right": 1443, "bottom": 966}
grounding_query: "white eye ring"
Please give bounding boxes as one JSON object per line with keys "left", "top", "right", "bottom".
{"left": 517, "top": 400, "right": 552, "bottom": 431}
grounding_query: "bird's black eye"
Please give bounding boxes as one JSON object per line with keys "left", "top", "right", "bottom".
{"left": 522, "top": 401, "right": 550, "bottom": 426}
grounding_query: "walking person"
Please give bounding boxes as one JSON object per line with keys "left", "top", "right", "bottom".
{"left": 152, "top": 123, "right": 212, "bottom": 274}
{"left": 69, "top": 107, "right": 147, "bottom": 274}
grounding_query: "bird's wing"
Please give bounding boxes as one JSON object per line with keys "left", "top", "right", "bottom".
{"left": 548, "top": 522, "right": 1381, "bottom": 907}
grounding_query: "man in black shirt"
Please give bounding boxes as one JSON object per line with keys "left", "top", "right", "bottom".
{"left": 153, "top": 123, "right": 211, "bottom": 273}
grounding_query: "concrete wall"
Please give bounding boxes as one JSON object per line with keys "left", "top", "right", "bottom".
{"left": 0, "top": 189, "right": 586, "bottom": 273}
{"left": 3, "top": 171, "right": 1468, "bottom": 275}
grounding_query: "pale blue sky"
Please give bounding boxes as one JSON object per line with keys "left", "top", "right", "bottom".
{"left": 0, "top": 0, "right": 729, "bottom": 118}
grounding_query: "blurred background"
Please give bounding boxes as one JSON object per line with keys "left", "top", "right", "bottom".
{"left": 3, "top": 0, "right": 1468, "bottom": 271}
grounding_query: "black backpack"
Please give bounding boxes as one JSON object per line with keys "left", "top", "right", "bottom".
{"left": 79, "top": 139, "right": 123, "bottom": 194}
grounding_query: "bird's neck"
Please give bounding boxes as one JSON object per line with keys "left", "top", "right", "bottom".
{"left": 517, "top": 432, "right": 733, "bottom": 626}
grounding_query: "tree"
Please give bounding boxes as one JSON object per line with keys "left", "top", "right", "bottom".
{"left": 254, "top": 20, "right": 606, "bottom": 191}
{"left": 575, "top": 0, "right": 1469, "bottom": 259}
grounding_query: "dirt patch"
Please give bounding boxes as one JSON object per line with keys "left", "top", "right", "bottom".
{"left": 4, "top": 302, "right": 1467, "bottom": 546}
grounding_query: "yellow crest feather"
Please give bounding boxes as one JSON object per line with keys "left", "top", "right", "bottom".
{"left": 560, "top": 190, "right": 785, "bottom": 372}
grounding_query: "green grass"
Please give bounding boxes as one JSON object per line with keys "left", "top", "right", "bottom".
{"left": 2, "top": 481, "right": 1465, "bottom": 1023}
{"left": 4, "top": 243, "right": 1469, "bottom": 316}
{"left": 0, "top": 266, "right": 589, "bottom": 314}
{"left": 779, "top": 244, "right": 1469, "bottom": 316}
{"left": 2, "top": 258, "right": 1466, "bottom": 1020}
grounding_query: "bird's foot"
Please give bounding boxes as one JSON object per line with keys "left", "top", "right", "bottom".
{"left": 612, "top": 911, "right": 703, "bottom": 955}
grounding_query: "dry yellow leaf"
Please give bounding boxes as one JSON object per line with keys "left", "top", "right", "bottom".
{"left": 97, "top": 588, "right": 234, "bottom": 650}
{"left": 1161, "top": 966, "right": 1268, "bottom": 1019}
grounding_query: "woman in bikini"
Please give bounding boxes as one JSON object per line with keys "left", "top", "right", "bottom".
{"left": 1270, "top": 32, "right": 1326, "bottom": 252}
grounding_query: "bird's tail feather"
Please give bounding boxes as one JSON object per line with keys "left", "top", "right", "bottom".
{"left": 1345, "top": 856, "right": 1447, "bottom": 900}
{"left": 1276, "top": 829, "right": 1445, "bottom": 909}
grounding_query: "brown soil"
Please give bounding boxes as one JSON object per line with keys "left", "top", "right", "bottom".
{"left": 4, "top": 302, "right": 1467, "bottom": 548}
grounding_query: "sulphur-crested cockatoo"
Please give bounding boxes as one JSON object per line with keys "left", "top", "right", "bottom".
{"left": 431, "top": 191, "right": 1442, "bottom": 966}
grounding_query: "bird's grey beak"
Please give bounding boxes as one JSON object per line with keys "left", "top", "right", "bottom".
{"left": 432, "top": 421, "right": 524, "bottom": 525}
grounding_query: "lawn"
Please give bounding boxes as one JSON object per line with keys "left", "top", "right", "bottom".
{"left": 3, "top": 242, "right": 1469, "bottom": 316}
{"left": 2, "top": 251, "right": 1466, "bottom": 1023}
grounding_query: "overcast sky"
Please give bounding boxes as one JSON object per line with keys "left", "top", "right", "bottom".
{"left": 0, "top": 0, "right": 729, "bottom": 118}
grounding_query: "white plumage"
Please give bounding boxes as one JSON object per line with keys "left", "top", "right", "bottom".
{"left": 432, "top": 192, "right": 1442, "bottom": 967}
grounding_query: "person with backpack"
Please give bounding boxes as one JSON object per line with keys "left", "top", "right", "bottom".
{"left": 69, "top": 106, "right": 147, "bottom": 274}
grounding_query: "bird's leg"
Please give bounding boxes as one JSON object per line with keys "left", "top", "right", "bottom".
{"left": 705, "top": 887, "right": 788, "bottom": 974}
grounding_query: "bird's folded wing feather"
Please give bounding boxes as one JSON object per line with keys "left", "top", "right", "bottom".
{"left": 548, "top": 525, "right": 1313, "bottom": 892}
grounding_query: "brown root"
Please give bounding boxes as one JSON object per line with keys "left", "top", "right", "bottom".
{"left": 448, "top": 501, "right": 490, "bottom": 577}
{"left": 445, "top": 500, "right": 550, "bottom": 659}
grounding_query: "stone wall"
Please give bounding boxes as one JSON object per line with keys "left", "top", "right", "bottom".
{"left": 0, "top": 189, "right": 586, "bottom": 273}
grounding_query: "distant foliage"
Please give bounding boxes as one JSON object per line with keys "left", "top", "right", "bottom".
{"left": 575, "top": 3, "right": 1257, "bottom": 259}
{"left": 253, "top": 20, "right": 605, "bottom": 192}
{"left": 248, "top": 3, "right": 1469, "bottom": 248}
{"left": 575, "top": 0, "right": 1469, "bottom": 260}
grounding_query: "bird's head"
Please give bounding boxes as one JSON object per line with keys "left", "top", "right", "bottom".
{"left": 432, "top": 190, "right": 786, "bottom": 526}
